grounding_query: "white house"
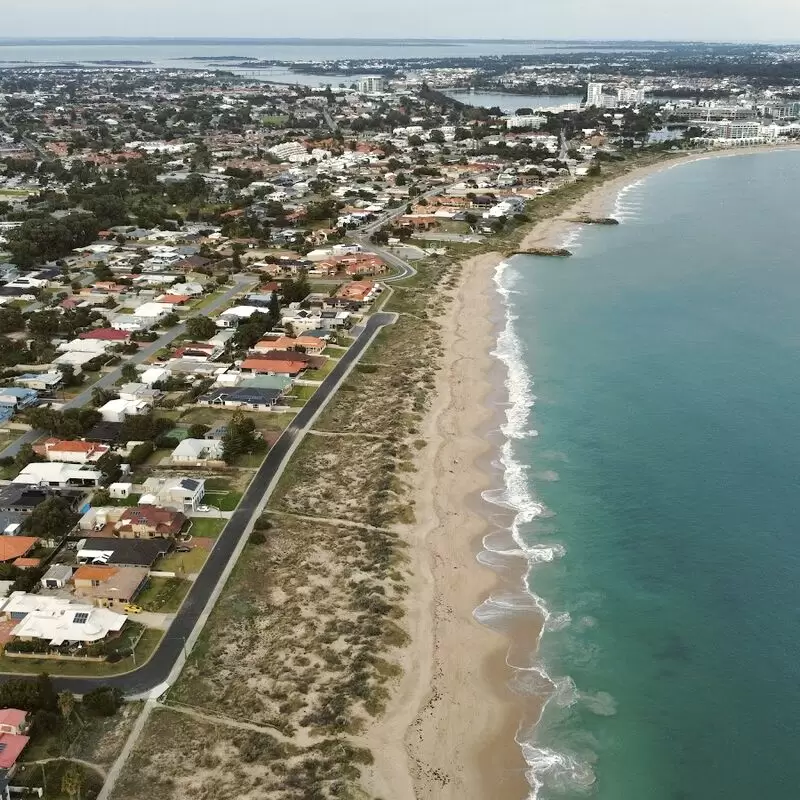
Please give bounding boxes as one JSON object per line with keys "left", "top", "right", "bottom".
{"left": 216, "top": 306, "right": 262, "bottom": 328}
{"left": 53, "top": 351, "right": 98, "bottom": 374}
{"left": 139, "top": 367, "right": 170, "bottom": 387}
{"left": 1, "top": 592, "right": 126, "bottom": 647}
{"left": 12, "top": 462, "right": 101, "bottom": 488}
{"left": 40, "top": 564, "right": 73, "bottom": 590}
{"left": 170, "top": 439, "right": 224, "bottom": 466}
{"left": 56, "top": 339, "right": 109, "bottom": 356}
{"left": 141, "top": 476, "right": 206, "bottom": 512}
{"left": 99, "top": 398, "right": 152, "bottom": 423}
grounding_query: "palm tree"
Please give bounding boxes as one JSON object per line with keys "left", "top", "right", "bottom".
{"left": 61, "top": 764, "right": 84, "bottom": 800}
{"left": 57, "top": 691, "right": 75, "bottom": 722}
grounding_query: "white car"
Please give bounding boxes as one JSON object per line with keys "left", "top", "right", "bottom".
{"left": 196, "top": 505, "right": 211, "bottom": 513}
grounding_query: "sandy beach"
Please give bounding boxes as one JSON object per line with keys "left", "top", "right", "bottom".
{"left": 521, "top": 143, "right": 800, "bottom": 252}
{"left": 362, "top": 141, "right": 800, "bottom": 800}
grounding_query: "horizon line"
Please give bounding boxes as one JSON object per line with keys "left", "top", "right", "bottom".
{"left": 0, "top": 36, "right": 796, "bottom": 46}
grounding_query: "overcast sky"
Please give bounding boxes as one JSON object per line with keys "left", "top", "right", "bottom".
{"left": 2, "top": 0, "right": 800, "bottom": 42}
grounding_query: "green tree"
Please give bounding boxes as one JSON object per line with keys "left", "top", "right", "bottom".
{"left": 27, "top": 497, "right": 79, "bottom": 540}
{"left": 222, "top": 412, "right": 258, "bottom": 463}
{"left": 120, "top": 363, "right": 138, "bottom": 382}
{"left": 91, "top": 387, "right": 117, "bottom": 407}
{"left": 160, "top": 312, "right": 180, "bottom": 328}
{"left": 268, "top": 290, "right": 280, "bottom": 320}
{"left": 187, "top": 423, "right": 209, "bottom": 438}
{"left": 14, "top": 443, "right": 35, "bottom": 470}
{"left": 57, "top": 690, "right": 76, "bottom": 722}
{"left": 185, "top": 315, "right": 216, "bottom": 341}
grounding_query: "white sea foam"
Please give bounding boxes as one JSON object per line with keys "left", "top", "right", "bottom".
{"left": 612, "top": 177, "right": 648, "bottom": 222}
{"left": 545, "top": 611, "right": 572, "bottom": 632}
{"left": 483, "top": 259, "right": 598, "bottom": 799}
{"left": 518, "top": 740, "right": 597, "bottom": 799}
{"left": 580, "top": 690, "right": 618, "bottom": 717}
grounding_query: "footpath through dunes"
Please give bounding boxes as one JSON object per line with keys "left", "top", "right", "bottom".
{"left": 108, "top": 252, "right": 463, "bottom": 800}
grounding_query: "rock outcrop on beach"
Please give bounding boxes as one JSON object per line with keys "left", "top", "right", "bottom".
{"left": 510, "top": 247, "right": 573, "bottom": 257}
{"left": 571, "top": 215, "right": 621, "bottom": 225}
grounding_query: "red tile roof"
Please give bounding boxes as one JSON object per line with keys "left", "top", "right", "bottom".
{"left": 0, "top": 709, "right": 27, "bottom": 730}
{"left": 119, "top": 506, "right": 186, "bottom": 536}
{"left": 241, "top": 358, "right": 305, "bottom": 376}
{"left": 12, "top": 558, "right": 41, "bottom": 569}
{"left": 0, "top": 733, "right": 29, "bottom": 770}
{"left": 79, "top": 328, "right": 130, "bottom": 341}
{"left": 0, "top": 538, "right": 38, "bottom": 563}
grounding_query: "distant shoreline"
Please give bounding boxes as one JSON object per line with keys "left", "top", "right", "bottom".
{"left": 520, "top": 142, "right": 800, "bottom": 252}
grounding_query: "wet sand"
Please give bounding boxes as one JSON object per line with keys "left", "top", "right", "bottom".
{"left": 362, "top": 141, "right": 800, "bottom": 800}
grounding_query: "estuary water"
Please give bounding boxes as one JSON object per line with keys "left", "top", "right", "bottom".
{"left": 493, "top": 150, "right": 800, "bottom": 798}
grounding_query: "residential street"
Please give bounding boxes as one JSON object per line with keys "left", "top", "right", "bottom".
{"left": 0, "top": 276, "right": 256, "bottom": 460}
{"left": 2, "top": 310, "right": 396, "bottom": 693}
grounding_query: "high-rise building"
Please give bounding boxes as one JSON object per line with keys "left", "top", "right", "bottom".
{"left": 586, "top": 82, "right": 604, "bottom": 108}
{"left": 357, "top": 76, "right": 387, "bottom": 94}
{"left": 617, "top": 86, "right": 647, "bottom": 105}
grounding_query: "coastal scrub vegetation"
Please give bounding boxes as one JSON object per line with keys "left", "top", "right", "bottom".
{"left": 113, "top": 231, "right": 460, "bottom": 800}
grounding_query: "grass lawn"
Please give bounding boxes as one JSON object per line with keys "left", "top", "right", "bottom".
{"left": 136, "top": 576, "right": 191, "bottom": 613}
{"left": 144, "top": 448, "right": 172, "bottom": 466}
{"left": 230, "top": 450, "right": 268, "bottom": 468}
{"left": 0, "top": 628, "right": 163, "bottom": 677}
{"left": 156, "top": 547, "right": 208, "bottom": 574}
{"left": 191, "top": 291, "right": 224, "bottom": 311}
{"left": 206, "top": 490, "right": 243, "bottom": 511}
{"left": 105, "top": 493, "right": 142, "bottom": 507}
{"left": 180, "top": 407, "right": 295, "bottom": 434}
{"left": 305, "top": 358, "right": 338, "bottom": 380}
{"left": 187, "top": 517, "right": 226, "bottom": 538}
{"left": 289, "top": 384, "right": 318, "bottom": 403}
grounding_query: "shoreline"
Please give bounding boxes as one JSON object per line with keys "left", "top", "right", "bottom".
{"left": 521, "top": 143, "right": 800, "bottom": 252}
{"left": 362, "top": 141, "right": 800, "bottom": 800}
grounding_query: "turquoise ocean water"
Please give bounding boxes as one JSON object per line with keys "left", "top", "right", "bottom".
{"left": 489, "top": 150, "right": 800, "bottom": 798}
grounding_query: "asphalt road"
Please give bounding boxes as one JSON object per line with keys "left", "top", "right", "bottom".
{"left": 0, "top": 277, "right": 256, "bottom": 460}
{"left": 351, "top": 181, "right": 459, "bottom": 281}
{"left": 21, "top": 311, "right": 396, "bottom": 693}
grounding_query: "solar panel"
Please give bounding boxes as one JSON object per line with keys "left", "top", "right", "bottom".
{"left": 73, "top": 612, "right": 89, "bottom": 624}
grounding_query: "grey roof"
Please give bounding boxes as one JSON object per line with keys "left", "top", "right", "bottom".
{"left": 0, "top": 485, "right": 50, "bottom": 511}
{"left": 79, "top": 537, "right": 171, "bottom": 568}
{"left": 199, "top": 387, "right": 281, "bottom": 406}
{"left": 0, "top": 511, "right": 26, "bottom": 534}
{"left": 42, "top": 563, "right": 73, "bottom": 582}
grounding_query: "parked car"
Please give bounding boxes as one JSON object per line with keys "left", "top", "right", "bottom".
{"left": 124, "top": 604, "right": 143, "bottom": 614}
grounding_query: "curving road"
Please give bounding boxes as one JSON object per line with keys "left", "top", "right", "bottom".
{"left": 14, "top": 311, "right": 397, "bottom": 693}
{"left": 350, "top": 181, "right": 458, "bottom": 282}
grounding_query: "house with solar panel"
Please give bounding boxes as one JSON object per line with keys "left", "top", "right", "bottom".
{"left": 0, "top": 592, "right": 126, "bottom": 648}
{"left": 140, "top": 476, "right": 206, "bottom": 513}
